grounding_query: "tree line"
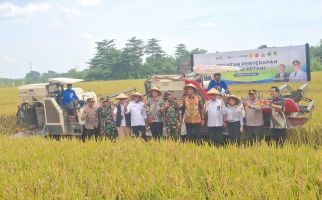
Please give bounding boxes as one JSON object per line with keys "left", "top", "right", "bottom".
{"left": 1, "top": 37, "right": 322, "bottom": 86}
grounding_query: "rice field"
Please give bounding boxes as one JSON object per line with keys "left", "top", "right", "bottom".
{"left": 0, "top": 74, "right": 321, "bottom": 199}
{"left": 0, "top": 138, "right": 321, "bottom": 199}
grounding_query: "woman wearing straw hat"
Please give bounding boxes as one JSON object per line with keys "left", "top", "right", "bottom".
{"left": 98, "top": 97, "right": 118, "bottom": 140}
{"left": 179, "top": 83, "right": 204, "bottom": 141}
{"left": 205, "top": 88, "right": 225, "bottom": 146}
{"left": 125, "top": 92, "right": 147, "bottom": 140}
{"left": 223, "top": 95, "right": 244, "bottom": 144}
{"left": 146, "top": 87, "right": 164, "bottom": 139}
{"left": 113, "top": 93, "right": 131, "bottom": 138}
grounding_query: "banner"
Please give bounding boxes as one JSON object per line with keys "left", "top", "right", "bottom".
{"left": 192, "top": 44, "right": 311, "bottom": 84}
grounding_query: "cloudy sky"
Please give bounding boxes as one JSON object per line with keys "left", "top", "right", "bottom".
{"left": 0, "top": 0, "right": 322, "bottom": 78}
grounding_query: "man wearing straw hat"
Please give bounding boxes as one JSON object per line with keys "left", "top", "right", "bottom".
{"left": 205, "top": 88, "right": 225, "bottom": 146}
{"left": 146, "top": 87, "right": 164, "bottom": 139}
{"left": 179, "top": 83, "right": 204, "bottom": 140}
{"left": 113, "top": 93, "right": 131, "bottom": 138}
{"left": 125, "top": 92, "right": 147, "bottom": 140}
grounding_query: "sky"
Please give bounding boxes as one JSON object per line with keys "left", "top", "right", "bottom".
{"left": 0, "top": 0, "right": 322, "bottom": 78}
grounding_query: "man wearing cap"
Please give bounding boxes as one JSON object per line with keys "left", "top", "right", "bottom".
{"left": 98, "top": 97, "right": 117, "bottom": 140}
{"left": 160, "top": 90, "right": 181, "bottom": 140}
{"left": 125, "top": 92, "right": 147, "bottom": 140}
{"left": 207, "top": 73, "right": 229, "bottom": 94}
{"left": 81, "top": 98, "right": 99, "bottom": 141}
{"left": 113, "top": 93, "right": 131, "bottom": 138}
{"left": 288, "top": 60, "right": 307, "bottom": 82}
{"left": 205, "top": 88, "right": 225, "bottom": 146}
{"left": 180, "top": 83, "right": 204, "bottom": 141}
{"left": 243, "top": 89, "right": 264, "bottom": 143}
{"left": 146, "top": 87, "right": 164, "bottom": 139}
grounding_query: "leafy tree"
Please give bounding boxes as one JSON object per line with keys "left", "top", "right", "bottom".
{"left": 25, "top": 71, "right": 41, "bottom": 83}
{"left": 175, "top": 44, "right": 190, "bottom": 59}
{"left": 145, "top": 38, "right": 165, "bottom": 57}
{"left": 88, "top": 39, "right": 121, "bottom": 79}
{"left": 121, "top": 37, "right": 145, "bottom": 78}
{"left": 310, "top": 55, "right": 322, "bottom": 71}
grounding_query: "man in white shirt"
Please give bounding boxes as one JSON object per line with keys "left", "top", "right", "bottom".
{"left": 205, "top": 88, "right": 225, "bottom": 146}
{"left": 288, "top": 60, "right": 307, "bottom": 82}
{"left": 125, "top": 92, "right": 147, "bottom": 140}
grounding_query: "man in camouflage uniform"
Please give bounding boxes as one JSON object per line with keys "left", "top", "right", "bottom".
{"left": 98, "top": 97, "right": 118, "bottom": 140}
{"left": 160, "top": 91, "right": 181, "bottom": 140}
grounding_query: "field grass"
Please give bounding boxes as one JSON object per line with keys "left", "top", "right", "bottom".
{"left": 0, "top": 137, "right": 321, "bottom": 199}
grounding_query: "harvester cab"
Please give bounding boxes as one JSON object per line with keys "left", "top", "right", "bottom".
{"left": 17, "top": 78, "right": 97, "bottom": 136}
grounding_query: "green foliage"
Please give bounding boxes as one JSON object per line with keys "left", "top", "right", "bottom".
{"left": 310, "top": 56, "right": 322, "bottom": 71}
{"left": 25, "top": 71, "right": 41, "bottom": 83}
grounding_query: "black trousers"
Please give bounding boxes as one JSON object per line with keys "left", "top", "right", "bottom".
{"left": 132, "top": 126, "right": 147, "bottom": 140}
{"left": 227, "top": 121, "right": 241, "bottom": 144}
{"left": 271, "top": 128, "right": 287, "bottom": 146}
{"left": 82, "top": 127, "right": 99, "bottom": 142}
{"left": 208, "top": 126, "right": 224, "bottom": 146}
{"left": 245, "top": 126, "right": 264, "bottom": 143}
{"left": 150, "top": 122, "right": 163, "bottom": 139}
{"left": 185, "top": 123, "right": 201, "bottom": 140}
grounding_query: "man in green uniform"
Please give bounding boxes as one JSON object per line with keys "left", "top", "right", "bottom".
{"left": 160, "top": 91, "right": 182, "bottom": 140}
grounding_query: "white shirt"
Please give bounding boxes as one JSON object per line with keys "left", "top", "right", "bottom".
{"left": 126, "top": 101, "right": 147, "bottom": 126}
{"left": 113, "top": 105, "right": 126, "bottom": 127}
{"left": 289, "top": 70, "right": 307, "bottom": 82}
{"left": 205, "top": 99, "right": 224, "bottom": 127}
{"left": 223, "top": 105, "right": 244, "bottom": 126}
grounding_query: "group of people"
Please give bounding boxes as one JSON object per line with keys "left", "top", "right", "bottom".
{"left": 76, "top": 78, "right": 287, "bottom": 146}
{"left": 274, "top": 60, "right": 307, "bottom": 82}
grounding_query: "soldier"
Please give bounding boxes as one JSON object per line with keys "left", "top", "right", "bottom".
{"left": 160, "top": 90, "right": 182, "bottom": 140}
{"left": 98, "top": 97, "right": 118, "bottom": 140}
